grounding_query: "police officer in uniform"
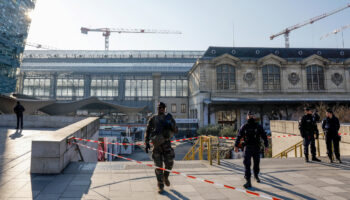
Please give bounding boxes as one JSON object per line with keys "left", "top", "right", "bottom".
{"left": 322, "top": 109, "right": 341, "bottom": 163}
{"left": 234, "top": 111, "right": 268, "bottom": 188}
{"left": 145, "top": 102, "right": 177, "bottom": 194}
{"left": 299, "top": 107, "right": 321, "bottom": 162}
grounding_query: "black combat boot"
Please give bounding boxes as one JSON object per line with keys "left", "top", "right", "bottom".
{"left": 336, "top": 158, "right": 342, "bottom": 163}
{"left": 243, "top": 178, "right": 252, "bottom": 188}
{"left": 328, "top": 155, "right": 333, "bottom": 163}
{"left": 305, "top": 155, "right": 309, "bottom": 163}
{"left": 158, "top": 183, "right": 164, "bottom": 194}
{"left": 312, "top": 157, "right": 321, "bottom": 162}
{"left": 254, "top": 174, "right": 260, "bottom": 183}
{"left": 163, "top": 176, "right": 170, "bottom": 187}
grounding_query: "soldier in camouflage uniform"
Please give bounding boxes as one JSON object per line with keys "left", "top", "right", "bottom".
{"left": 145, "top": 102, "right": 177, "bottom": 194}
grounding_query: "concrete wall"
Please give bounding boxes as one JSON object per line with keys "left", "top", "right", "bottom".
{"left": 31, "top": 117, "right": 99, "bottom": 174}
{"left": 0, "top": 114, "right": 86, "bottom": 128}
{"left": 271, "top": 120, "right": 350, "bottom": 158}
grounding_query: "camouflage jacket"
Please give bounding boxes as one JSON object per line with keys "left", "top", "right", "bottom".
{"left": 145, "top": 113, "right": 177, "bottom": 144}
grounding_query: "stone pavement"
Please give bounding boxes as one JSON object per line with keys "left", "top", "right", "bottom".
{"left": 1, "top": 127, "right": 350, "bottom": 200}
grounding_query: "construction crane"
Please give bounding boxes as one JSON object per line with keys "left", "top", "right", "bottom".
{"left": 81, "top": 27, "right": 182, "bottom": 51}
{"left": 270, "top": 3, "right": 350, "bottom": 48}
{"left": 320, "top": 24, "right": 350, "bottom": 48}
{"left": 25, "top": 42, "right": 60, "bottom": 50}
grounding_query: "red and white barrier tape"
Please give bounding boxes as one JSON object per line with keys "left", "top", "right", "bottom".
{"left": 70, "top": 137, "right": 198, "bottom": 146}
{"left": 71, "top": 132, "right": 348, "bottom": 146}
{"left": 73, "top": 142, "right": 281, "bottom": 200}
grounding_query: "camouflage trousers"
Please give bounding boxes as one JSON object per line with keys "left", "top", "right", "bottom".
{"left": 152, "top": 141, "right": 175, "bottom": 186}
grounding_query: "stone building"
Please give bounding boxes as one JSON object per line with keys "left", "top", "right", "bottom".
{"left": 188, "top": 47, "right": 350, "bottom": 130}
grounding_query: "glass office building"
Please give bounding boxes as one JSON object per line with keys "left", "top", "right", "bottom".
{"left": 0, "top": 0, "right": 36, "bottom": 94}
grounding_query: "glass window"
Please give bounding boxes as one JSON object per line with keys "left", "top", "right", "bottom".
{"left": 124, "top": 79, "right": 152, "bottom": 97}
{"left": 171, "top": 104, "right": 177, "bottom": 113}
{"left": 91, "top": 76, "right": 118, "bottom": 98}
{"left": 306, "top": 65, "right": 325, "bottom": 90}
{"left": 22, "top": 77, "right": 51, "bottom": 97}
{"left": 216, "top": 110, "right": 237, "bottom": 126}
{"left": 217, "top": 65, "right": 235, "bottom": 90}
{"left": 262, "top": 65, "right": 280, "bottom": 90}
{"left": 181, "top": 104, "right": 186, "bottom": 113}
{"left": 160, "top": 79, "right": 188, "bottom": 97}
{"left": 56, "top": 76, "right": 84, "bottom": 98}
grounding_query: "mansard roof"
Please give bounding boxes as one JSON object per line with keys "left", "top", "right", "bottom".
{"left": 202, "top": 47, "right": 350, "bottom": 61}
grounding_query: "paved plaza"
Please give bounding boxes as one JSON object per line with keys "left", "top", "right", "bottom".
{"left": 1, "top": 128, "right": 350, "bottom": 200}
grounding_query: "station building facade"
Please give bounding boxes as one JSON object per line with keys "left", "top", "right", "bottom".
{"left": 189, "top": 47, "right": 350, "bottom": 130}
{"left": 18, "top": 47, "right": 350, "bottom": 132}
{"left": 19, "top": 50, "right": 203, "bottom": 124}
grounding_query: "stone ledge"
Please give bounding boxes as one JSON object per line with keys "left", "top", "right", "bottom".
{"left": 31, "top": 117, "right": 99, "bottom": 174}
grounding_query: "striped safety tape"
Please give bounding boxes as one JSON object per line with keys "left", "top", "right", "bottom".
{"left": 73, "top": 142, "right": 281, "bottom": 200}
{"left": 71, "top": 132, "right": 348, "bottom": 146}
{"left": 70, "top": 136, "right": 198, "bottom": 146}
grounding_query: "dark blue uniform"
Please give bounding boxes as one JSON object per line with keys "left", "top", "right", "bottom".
{"left": 322, "top": 116, "right": 340, "bottom": 161}
{"left": 299, "top": 114, "right": 319, "bottom": 159}
{"left": 235, "top": 118, "right": 268, "bottom": 180}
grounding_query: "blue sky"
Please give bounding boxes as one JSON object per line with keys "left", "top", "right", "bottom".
{"left": 26, "top": 0, "right": 350, "bottom": 50}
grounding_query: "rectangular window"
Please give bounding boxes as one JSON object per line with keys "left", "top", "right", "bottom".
{"left": 181, "top": 104, "right": 186, "bottom": 113}
{"left": 171, "top": 104, "right": 177, "bottom": 113}
{"left": 124, "top": 79, "right": 152, "bottom": 97}
{"left": 161, "top": 79, "right": 188, "bottom": 97}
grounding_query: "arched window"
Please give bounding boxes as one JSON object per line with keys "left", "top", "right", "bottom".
{"left": 217, "top": 65, "right": 235, "bottom": 90}
{"left": 306, "top": 65, "right": 325, "bottom": 90}
{"left": 262, "top": 65, "right": 280, "bottom": 90}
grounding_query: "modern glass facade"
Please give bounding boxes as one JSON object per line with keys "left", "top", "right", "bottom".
{"left": 0, "top": 0, "right": 35, "bottom": 94}
{"left": 19, "top": 50, "right": 204, "bottom": 112}
{"left": 160, "top": 79, "right": 188, "bottom": 97}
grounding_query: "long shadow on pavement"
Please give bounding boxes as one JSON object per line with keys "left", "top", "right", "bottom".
{"left": 9, "top": 129, "right": 23, "bottom": 139}
{"left": 161, "top": 189, "right": 190, "bottom": 200}
{"left": 213, "top": 160, "right": 318, "bottom": 200}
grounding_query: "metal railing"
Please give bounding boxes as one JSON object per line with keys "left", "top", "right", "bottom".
{"left": 273, "top": 138, "right": 321, "bottom": 158}
{"left": 183, "top": 136, "right": 225, "bottom": 165}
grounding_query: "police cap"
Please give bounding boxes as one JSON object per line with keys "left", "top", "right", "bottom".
{"left": 326, "top": 109, "right": 333, "bottom": 114}
{"left": 157, "top": 102, "right": 166, "bottom": 108}
{"left": 304, "top": 107, "right": 311, "bottom": 111}
{"left": 247, "top": 111, "right": 254, "bottom": 116}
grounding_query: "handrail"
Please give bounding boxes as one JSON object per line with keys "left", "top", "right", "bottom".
{"left": 183, "top": 136, "right": 221, "bottom": 165}
{"left": 273, "top": 138, "right": 321, "bottom": 158}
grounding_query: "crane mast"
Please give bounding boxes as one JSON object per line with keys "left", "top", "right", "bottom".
{"left": 81, "top": 27, "right": 182, "bottom": 51}
{"left": 270, "top": 3, "right": 350, "bottom": 48}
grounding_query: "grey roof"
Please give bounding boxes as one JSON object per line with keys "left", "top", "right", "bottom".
{"left": 202, "top": 46, "right": 350, "bottom": 61}
{"left": 21, "top": 50, "right": 205, "bottom": 73}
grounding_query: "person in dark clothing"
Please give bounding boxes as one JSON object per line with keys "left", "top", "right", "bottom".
{"left": 299, "top": 107, "right": 321, "bottom": 162}
{"left": 322, "top": 109, "right": 341, "bottom": 163}
{"left": 13, "top": 101, "right": 25, "bottom": 130}
{"left": 313, "top": 110, "right": 320, "bottom": 123}
{"left": 234, "top": 111, "right": 268, "bottom": 188}
{"left": 145, "top": 102, "right": 177, "bottom": 194}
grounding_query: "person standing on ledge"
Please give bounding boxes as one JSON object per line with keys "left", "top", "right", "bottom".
{"left": 322, "top": 109, "right": 341, "bottom": 163}
{"left": 145, "top": 102, "right": 177, "bottom": 194}
{"left": 13, "top": 101, "right": 25, "bottom": 130}
{"left": 299, "top": 107, "right": 321, "bottom": 162}
{"left": 234, "top": 111, "right": 268, "bottom": 189}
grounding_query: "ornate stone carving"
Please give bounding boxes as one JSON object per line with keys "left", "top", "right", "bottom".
{"left": 243, "top": 72, "right": 255, "bottom": 86}
{"left": 288, "top": 72, "right": 300, "bottom": 85}
{"left": 331, "top": 73, "right": 343, "bottom": 86}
